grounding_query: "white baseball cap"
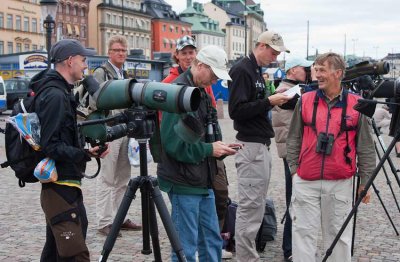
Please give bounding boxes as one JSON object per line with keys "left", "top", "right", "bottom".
{"left": 196, "top": 45, "right": 232, "bottom": 81}
{"left": 257, "top": 31, "right": 290, "bottom": 53}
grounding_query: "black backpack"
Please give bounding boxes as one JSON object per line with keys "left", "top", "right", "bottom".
{"left": 255, "top": 198, "right": 278, "bottom": 252}
{"left": 1, "top": 71, "right": 60, "bottom": 187}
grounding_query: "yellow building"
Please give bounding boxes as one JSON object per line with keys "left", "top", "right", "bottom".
{"left": 0, "top": 0, "right": 45, "bottom": 55}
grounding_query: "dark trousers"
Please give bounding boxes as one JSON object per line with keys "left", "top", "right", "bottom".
{"left": 41, "top": 184, "right": 89, "bottom": 262}
{"left": 213, "top": 160, "right": 229, "bottom": 231}
{"left": 282, "top": 158, "right": 292, "bottom": 258}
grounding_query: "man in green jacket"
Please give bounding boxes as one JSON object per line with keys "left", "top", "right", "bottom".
{"left": 157, "top": 45, "right": 239, "bottom": 261}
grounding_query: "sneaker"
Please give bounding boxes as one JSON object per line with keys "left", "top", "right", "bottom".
{"left": 222, "top": 249, "right": 233, "bottom": 260}
{"left": 284, "top": 255, "right": 293, "bottom": 262}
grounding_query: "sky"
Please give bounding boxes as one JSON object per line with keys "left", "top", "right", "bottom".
{"left": 164, "top": 0, "right": 400, "bottom": 60}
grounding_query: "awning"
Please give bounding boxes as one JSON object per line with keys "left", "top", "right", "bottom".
{"left": 66, "top": 24, "right": 73, "bottom": 35}
{"left": 170, "top": 25, "right": 174, "bottom": 30}
{"left": 74, "top": 25, "right": 80, "bottom": 37}
{"left": 163, "top": 38, "right": 169, "bottom": 44}
{"left": 170, "top": 39, "right": 175, "bottom": 45}
{"left": 182, "top": 27, "right": 186, "bottom": 32}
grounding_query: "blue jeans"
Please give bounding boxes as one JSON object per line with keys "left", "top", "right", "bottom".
{"left": 169, "top": 189, "right": 222, "bottom": 262}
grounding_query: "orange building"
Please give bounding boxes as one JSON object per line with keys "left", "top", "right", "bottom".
{"left": 143, "top": 0, "right": 192, "bottom": 56}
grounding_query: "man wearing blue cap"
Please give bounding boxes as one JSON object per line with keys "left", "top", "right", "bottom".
{"left": 271, "top": 56, "right": 313, "bottom": 262}
{"left": 37, "top": 39, "right": 108, "bottom": 261}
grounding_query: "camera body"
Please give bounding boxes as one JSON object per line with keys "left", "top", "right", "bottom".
{"left": 316, "top": 132, "right": 334, "bottom": 155}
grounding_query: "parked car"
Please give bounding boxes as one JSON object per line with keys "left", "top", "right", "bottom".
{"left": 0, "top": 76, "right": 6, "bottom": 113}
{"left": 4, "top": 77, "right": 32, "bottom": 110}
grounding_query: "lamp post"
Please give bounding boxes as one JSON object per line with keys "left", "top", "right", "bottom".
{"left": 40, "top": 0, "right": 58, "bottom": 68}
{"left": 351, "top": 38, "right": 358, "bottom": 57}
{"left": 244, "top": 1, "right": 247, "bottom": 56}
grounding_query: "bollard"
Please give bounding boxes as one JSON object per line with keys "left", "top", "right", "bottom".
{"left": 217, "top": 99, "right": 224, "bottom": 119}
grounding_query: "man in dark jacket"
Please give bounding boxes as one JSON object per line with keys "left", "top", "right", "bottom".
{"left": 36, "top": 39, "right": 108, "bottom": 261}
{"left": 228, "top": 31, "right": 291, "bottom": 261}
{"left": 157, "top": 45, "right": 240, "bottom": 261}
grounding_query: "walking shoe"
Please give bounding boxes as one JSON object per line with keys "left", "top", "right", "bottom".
{"left": 121, "top": 219, "right": 142, "bottom": 231}
{"left": 284, "top": 255, "right": 293, "bottom": 262}
{"left": 98, "top": 225, "right": 122, "bottom": 237}
{"left": 222, "top": 249, "right": 233, "bottom": 260}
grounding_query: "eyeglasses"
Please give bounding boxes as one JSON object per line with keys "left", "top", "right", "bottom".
{"left": 110, "top": 49, "right": 128, "bottom": 53}
{"left": 205, "top": 65, "right": 218, "bottom": 81}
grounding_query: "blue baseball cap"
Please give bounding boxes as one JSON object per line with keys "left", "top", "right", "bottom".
{"left": 285, "top": 57, "right": 313, "bottom": 72}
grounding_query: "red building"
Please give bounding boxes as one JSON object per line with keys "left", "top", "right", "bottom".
{"left": 143, "top": 0, "right": 192, "bottom": 56}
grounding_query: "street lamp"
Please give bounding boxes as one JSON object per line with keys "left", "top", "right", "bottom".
{"left": 40, "top": 0, "right": 58, "bottom": 68}
{"left": 351, "top": 38, "right": 358, "bottom": 57}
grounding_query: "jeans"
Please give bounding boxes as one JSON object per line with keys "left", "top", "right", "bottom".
{"left": 282, "top": 158, "right": 292, "bottom": 258}
{"left": 169, "top": 189, "right": 222, "bottom": 262}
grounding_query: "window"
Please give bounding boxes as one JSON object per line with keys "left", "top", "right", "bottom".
{"left": 0, "top": 13, "right": 3, "bottom": 28}
{"left": 66, "top": 4, "right": 70, "bottom": 14}
{"left": 162, "top": 24, "right": 166, "bottom": 32}
{"left": 0, "top": 41, "right": 3, "bottom": 55}
{"left": 81, "top": 7, "right": 85, "bottom": 17}
{"left": 7, "top": 42, "right": 13, "bottom": 54}
{"left": 106, "top": 13, "right": 111, "bottom": 24}
{"left": 81, "top": 25, "right": 86, "bottom": 38}
{"left": 175, "top": 26, "right": 178, "bottom": 33}
{"left": 24, "top": 17, "right": 29, "bottom": 32}
{"left": 16, "top": 43, "right": 22, "bottom": 53}
{"left": 32, "top": 44, "right": 37, "bottom": 51}
{"left": 73, "top": 6, "right": 78, "bottom": 16}
{"left": 32, "top": 18, "right": 37, "bottom": 32}
{"left": 113, "top": 14, "right": 117, "bottom": 24}
{"left": 16, "top": 16, "right": 21, "bottom": 30}
{"left": 58, "top": 4, "right": 63, "bottom": 13}
{"left": 24, "top": 44, "right": 29, "bottom": 51}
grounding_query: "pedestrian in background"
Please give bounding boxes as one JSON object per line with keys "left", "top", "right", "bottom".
{"left": 94, "top": 35, "right": 142, "bottom": 237}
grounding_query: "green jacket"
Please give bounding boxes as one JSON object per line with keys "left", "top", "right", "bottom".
{"left": 157, "top": 70, "right": 218, "bottom": 194}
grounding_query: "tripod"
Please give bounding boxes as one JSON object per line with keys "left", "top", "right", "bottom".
{"left": 323, "top": 128, "right": 400, "bottom": 261}
{"left": 98, "top": 127, "right": 186, "bottom": 261}
{"left": 350, "top": 119, "right": 400, "bottom": 254}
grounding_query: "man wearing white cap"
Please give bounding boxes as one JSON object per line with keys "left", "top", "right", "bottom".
{"left": 157, "top": 45, "right": 241, "bottom": 261}
{"left": 272, "top": 56, "right": 313, "bottom": 262}
{"left": 228, "top": 30, "right": 291, "bottom": 261}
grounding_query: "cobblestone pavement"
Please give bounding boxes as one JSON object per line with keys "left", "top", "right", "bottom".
{"left": 1, "top": 105, "right": 400, "bottom": 261}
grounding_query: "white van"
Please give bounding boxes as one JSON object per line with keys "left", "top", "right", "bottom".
{"left": 0, "top": 76, "right": 6, "bottom": 113}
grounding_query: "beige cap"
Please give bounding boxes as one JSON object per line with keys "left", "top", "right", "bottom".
{"left": 196, "top": 45, "right": 232, "bottom": 81}
{"left": 257, "top": 31, "right": 290, "bottom": 53}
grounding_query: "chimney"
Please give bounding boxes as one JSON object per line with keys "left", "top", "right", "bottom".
{"left": 187, "top": 0, "right": 192, "bottom": 8}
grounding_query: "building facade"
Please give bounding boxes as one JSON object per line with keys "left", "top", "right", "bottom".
{"left": 0, "top": 0, "right": 44, "bottom": 55}
{"left": 88, "top": 0, "right": 152, "bottom": 58}
{"left": 180, "top": 2, "right": 225, "bottom": 51}
{"left": 210, "top": 0, "right": 266, "bottom": 55}
{"left": 143, "top": 0, "right": 192, "bottom": 57}
{"left": 203, "top": 1, "right": 245, "bottom": 61}
{"left": 55, "top": 0, "right": 91, "bottom": 47}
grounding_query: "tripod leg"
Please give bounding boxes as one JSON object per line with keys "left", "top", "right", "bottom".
{"left": 351, "top": 175, "right": 360, "bottom": 256}
{"left": 371, "top": 182, "right": 399, "bottom": 235}
{"left": 371, "top": 119, "right": 400, "bottom": 199}
{"left": 141, "top": 185, "right": 152, "bottom": 255}
{"left": 99, "top": 177, "right": 141, "bottom": 262}
{"left": 322, "top": 130, "right": 400, "bottom": 262}
{"left": 374, "top": 141, "right": 400, "bottom": 213}
{"left": 151, "top": 184, "right": 187, "bottom": 262}
{"left": 148, "top": 196, "right": 162, "bottom": 261}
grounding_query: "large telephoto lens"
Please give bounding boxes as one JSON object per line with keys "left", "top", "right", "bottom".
{"left": 94, "top": 79, "right": 201, "bottom": 113}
